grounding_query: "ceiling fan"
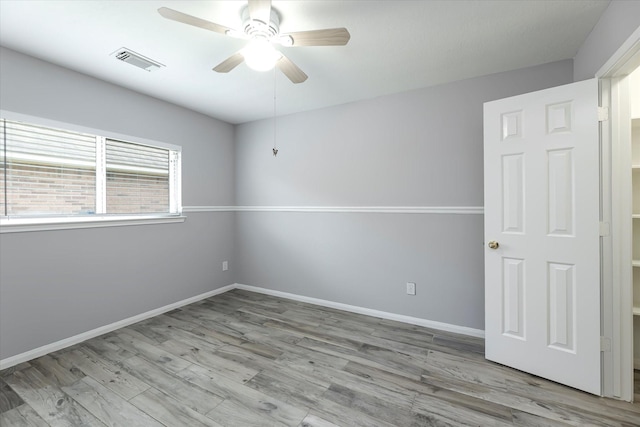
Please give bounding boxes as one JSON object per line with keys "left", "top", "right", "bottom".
{"left": 158, "top": 0, "right": 351, "bottom": 84}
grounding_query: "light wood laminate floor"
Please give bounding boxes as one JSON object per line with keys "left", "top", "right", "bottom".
{"left": 1, "top": 289, "right": 639, "bottom": 426}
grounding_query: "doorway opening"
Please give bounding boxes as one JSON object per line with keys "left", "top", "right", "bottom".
{"left": 598, "top": 26, "right": 640, "bottom": 401}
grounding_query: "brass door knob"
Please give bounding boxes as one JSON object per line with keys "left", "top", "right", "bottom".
{"left": 488, "top": 241, "right": 499, "bottom": 249}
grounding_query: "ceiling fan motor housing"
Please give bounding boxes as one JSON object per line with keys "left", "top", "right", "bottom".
{"left": 241, "top": 6, "right": 280, "bottom": 40}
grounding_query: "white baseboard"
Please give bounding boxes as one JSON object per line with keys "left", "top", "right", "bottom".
{"left": 1, "top": 282, "right": 485, "bottom": 370}
{"left": 0, "top": 284, "right": 236, "bottom": 370}
{"left": 235, "top": 284, "right": 485, "bottom": 338}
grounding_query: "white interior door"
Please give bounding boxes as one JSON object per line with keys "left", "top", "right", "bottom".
{"left": 484, "top": 78, "right": 601, "bottom": 395}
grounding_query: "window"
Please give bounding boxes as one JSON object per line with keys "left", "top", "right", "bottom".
{"left": 105, "top": 139, "right": 171, "bottom": 214}
{"left": 0, "top": 117, "right": 182, "bottom": 231}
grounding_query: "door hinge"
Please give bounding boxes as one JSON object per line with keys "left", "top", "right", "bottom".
{"left": 599, "top": 222, "right": 610, "bottom": 237}
{"left": 600, "top": 336, "right": 611, "bottom": 352}
{"left": 598, "top": 106, "right": 609, "bottom": 121}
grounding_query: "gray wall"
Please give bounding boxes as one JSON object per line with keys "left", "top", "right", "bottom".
{"left": 573, "top": 0, "right": 640, "bottom": 81}
{"left": 0, "top": 48, "right": 236, "bottom": 360}
{"left": 5, "top": 3, "right": 626, "bottom": 359}
{"left": 234, "top": 60, "right": 574, "bottom": 330}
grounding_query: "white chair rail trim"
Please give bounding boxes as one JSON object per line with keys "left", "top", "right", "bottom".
{"left": 183, "top": 205, "right": 484, "bottom": 214}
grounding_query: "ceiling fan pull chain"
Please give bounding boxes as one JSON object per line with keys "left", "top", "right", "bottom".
{"left": 273, "top": 67, "right": 278, "bottom": 157}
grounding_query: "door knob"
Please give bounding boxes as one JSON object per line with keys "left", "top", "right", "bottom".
{"left": 488, "top": 240, "right": 499, "bottom": 249}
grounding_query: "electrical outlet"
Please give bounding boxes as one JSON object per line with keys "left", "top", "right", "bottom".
{"left": 406, "top": 282, "right": 416, "bottom": 295}
{"left": 222, "top": 261, "right": 228, "bottom": 271}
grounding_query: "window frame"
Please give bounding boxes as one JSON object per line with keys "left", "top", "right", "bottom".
{"left": 0, "top": 110, "right": 184, "bottom": 233}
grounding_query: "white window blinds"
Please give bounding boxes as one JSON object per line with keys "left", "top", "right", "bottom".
{"left": 0, "top": 118, "right": 181, "bottom": 219}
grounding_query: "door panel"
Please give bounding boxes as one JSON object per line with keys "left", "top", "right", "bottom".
{"left": 502, "top": 154, "right": 525, "bottom": 233}
{"left": 502, "top": 257, "right": 525, "bottom": 339}
{"left": 547, "top": 149, "right": 574, "bottom": 235}
{"left": 547, "top": 262, "right": 575, "bottom": 351}
{"left": 484, "top": 78, "right": 600, "bottom": 395}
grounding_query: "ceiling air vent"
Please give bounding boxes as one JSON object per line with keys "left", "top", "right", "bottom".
{"left": 112, "top": 48, "right": 164, "bottom": 72}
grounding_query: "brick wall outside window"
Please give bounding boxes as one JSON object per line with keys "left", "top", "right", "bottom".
{"left": 0, "top": 162, "right": 96, "bottom": 215}
{"left": 0, "top": 163, "right": 170, "bottom": 215}
{"left": 106, "top": 171, "right": 169, "bottom": 214}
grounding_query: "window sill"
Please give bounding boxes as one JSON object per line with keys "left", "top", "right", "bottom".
{"left": 0, "top": 215, "right": 186, "bottom": 233}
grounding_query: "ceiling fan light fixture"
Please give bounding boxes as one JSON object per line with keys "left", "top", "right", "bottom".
{"left": 242, "top": 39, "right": 282, "bottom": 71}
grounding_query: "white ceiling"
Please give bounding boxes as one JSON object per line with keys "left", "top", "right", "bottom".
{"left": 0, "top": 0, "right": 609, "bottom": 124}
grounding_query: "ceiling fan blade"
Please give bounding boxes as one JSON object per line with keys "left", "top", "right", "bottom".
{"left": 158, "top": 7, "right": 233, "bottom": 36}
{"left": 213, "top": 52, "right": 245, "bottom": 73}
{"left": 276, "top": 55, "right": 308, "bottom": 84}
{"left": 281, "top": 28, "right": 351, "bottom": 47}
{"left": 248, "top": 0, "right": 272, "bottom": 24}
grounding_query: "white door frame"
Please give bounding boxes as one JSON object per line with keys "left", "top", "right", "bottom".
{"left": 597, "top": 25, "right": 640, "bottom": 401}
